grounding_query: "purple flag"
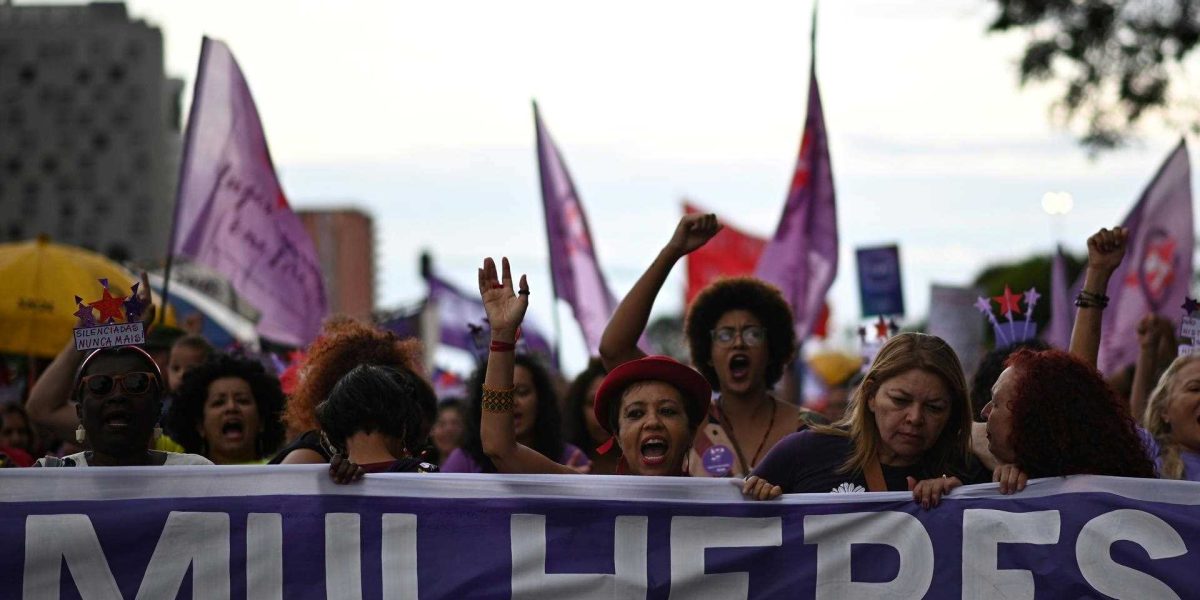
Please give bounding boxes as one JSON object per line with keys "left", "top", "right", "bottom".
{"left": 1094, "top": 140, "right": 1193, "bottom": 374}
{"left": 754, "top": 46, "right": 839, "bottom": 339}
{"left": 534, "top": 103, "right": 618, "bottom": 354}
{"left": 426, "top": 272, "right": 555, "bottom": 364}
{"left": 169, "top": 38, "right": 327, "bottom": 347}
{"left": 1045, "top": 244, "right": 1073, "bottom": 349}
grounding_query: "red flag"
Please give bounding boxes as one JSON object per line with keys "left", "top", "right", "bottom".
{"left": 684, "top": 202, "right": 767, "bottom": 306}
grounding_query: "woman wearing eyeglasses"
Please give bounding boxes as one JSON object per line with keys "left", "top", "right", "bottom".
{"left": 35, "top": 346, "right": 211, "bottom": 467}
{"left": 599, "top": 214, "right": 826, "bottom": 478}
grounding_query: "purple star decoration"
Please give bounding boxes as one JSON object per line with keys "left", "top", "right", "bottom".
{"left": 975, "top": 287, "right": 1040, "bottom": 350}
{"left": 73, "top": 300, "right": 96, "bottom": 328}
{"left": 1182, "top": 297, "right": 1200, "bottom": 316}
{"left": 123, "top": 282, "right": 146, "bottom": 322}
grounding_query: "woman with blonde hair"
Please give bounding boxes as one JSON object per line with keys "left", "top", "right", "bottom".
{"left": 1142, "top": 354, "right": 1200, "bottom": 481}
{"left": 744, "top": 333, "right": 985, "bottom": 507}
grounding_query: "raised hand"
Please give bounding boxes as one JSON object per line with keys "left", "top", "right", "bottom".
{"left": 1085, "top": 227, "right": 1129, "bottom": 277}
{"left": 477, "top": 257, "right": 529, "bottom": 341}
{"left": 665, "top": 213, "right": 722, "bottom": 259}
{"left": 136, "top": 271, "right": 157, "bottom": 325}
{"left": 1137, "top": 314, "right": 1171, "bottom": 351}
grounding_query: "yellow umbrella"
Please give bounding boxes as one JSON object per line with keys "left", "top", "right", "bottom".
{"left": 0, "top": 237, "right": 175, "bottom": 358}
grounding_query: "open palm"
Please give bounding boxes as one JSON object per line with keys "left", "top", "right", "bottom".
{"left": 477, "top": 257, "right": 528, "bottom": 339}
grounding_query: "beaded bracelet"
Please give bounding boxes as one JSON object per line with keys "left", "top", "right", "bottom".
{"left": 481, "top": 384, "right": 516, "bottom": 412}
{"left": 1074, "top": 290, "right": 1110, "bottom": 309}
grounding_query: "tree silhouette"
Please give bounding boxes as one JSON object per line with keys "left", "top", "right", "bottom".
{"left": 988, "top": 0, "right": 1200, "bottom": 152}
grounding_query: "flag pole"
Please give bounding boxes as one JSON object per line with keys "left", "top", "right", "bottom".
{"left": 533, "top": 100, "right": 565, "bottom": 370}
{"left": 160, "top": 37, "right": 213, "bottom": 326}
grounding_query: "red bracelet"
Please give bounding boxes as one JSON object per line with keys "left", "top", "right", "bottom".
{"left": 490, "top": 340, "right": 516, "bottom": 352}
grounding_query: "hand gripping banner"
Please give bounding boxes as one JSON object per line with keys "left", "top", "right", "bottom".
{"left": 3, "top": 468, "right": 1199, "bottom": 599}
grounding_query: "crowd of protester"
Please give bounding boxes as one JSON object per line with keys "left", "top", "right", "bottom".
{"left": 3, "top": 217, "right": 1197, "bottom": 507}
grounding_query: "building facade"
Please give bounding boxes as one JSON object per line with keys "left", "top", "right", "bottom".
{"left": 0, "top": 2, "right": 181, "bottom": 264}
{"left": 298, "top": 208, "right": 376, "bottom": 321}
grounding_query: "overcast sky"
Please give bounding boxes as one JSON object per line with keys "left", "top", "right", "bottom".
{"left": 90, "top": 0, "right": 1200, "bottom": 373}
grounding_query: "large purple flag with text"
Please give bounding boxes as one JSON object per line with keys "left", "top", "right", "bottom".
{"left": 755, "top": 47, "right": 838, "bottom": 339}
{"left": 1094, "top": 140, "right": 1193, "bottom": 374}
{"left": 534, "top": 103, "right": 618, "bottom": 354}
{"left": 169, "top": 38, "right": 327, "bottom": 347}
{"left": 1045, "top": 244, "right": 1073, "bottom": 349}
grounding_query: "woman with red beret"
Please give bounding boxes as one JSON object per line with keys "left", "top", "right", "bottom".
{"left": 477, "top": 257, "right": 708, "bottom": 476}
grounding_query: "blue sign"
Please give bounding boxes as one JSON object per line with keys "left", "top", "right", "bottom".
{"left": 856, "top": 245, "right": 905, "bottom": 318}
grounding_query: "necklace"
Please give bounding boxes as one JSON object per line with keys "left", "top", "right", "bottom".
{"left": 719, "top": 397, "right": 778, "bottom": 474}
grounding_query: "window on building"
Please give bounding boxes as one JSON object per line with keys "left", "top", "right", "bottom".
{"left": 105, "top": 244, "right": 130, "bottom": 263}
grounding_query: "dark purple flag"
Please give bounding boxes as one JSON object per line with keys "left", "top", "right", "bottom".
{"left": 755, "top": 49, "right": 838, "bottom": 339}
{"left": 169, "top": 38, "right": 327, "bottom": 347}
{"left": 426, "top": 272, "right": 555, "bottom": 364}
{"left": 1094, "top": 140, "right": 1193, "bottom": 374}
{"left": 1045, "top": 244, "right": 1073, "bottom": 350}
{"left": 534, "top": 103, "right": 618, "bottom": 354}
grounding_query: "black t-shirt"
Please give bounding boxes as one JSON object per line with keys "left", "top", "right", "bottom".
{"left": 268, "top": 430, "right": 333, "bottom": 465}
{"left": 752, "top": 429, "right": 989, "bottom": 494}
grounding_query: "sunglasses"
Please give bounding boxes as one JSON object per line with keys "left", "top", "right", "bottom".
{"left": 79, "top": 372, "right": 157, "bottom": 398}
{"left": 710, "top": 326, "right": 767, "bottom": 347}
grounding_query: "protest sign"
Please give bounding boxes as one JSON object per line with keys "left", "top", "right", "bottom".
{"left": 73, "top": 322, "right": 146, "bottom": 351}
{"left": 855, "top": 245, "right": 904, "bottom": 318}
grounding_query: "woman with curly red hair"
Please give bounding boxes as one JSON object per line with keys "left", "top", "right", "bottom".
{"left": 270, "top": 319, "right": 434, "bottom": 465}
{"left": 983, "top": 348, "right": 1156, "bottom": 484}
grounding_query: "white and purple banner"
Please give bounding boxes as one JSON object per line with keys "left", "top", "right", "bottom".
{"left": 4, "top": 469, "right": 1199, "bottom": 599}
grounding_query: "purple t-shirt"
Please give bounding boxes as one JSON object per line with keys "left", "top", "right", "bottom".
{"left": 440, "top": 443, "right": 590, "bottom": 474}
{"left": 1139, "top": 428, "right": 1200, "bottom": 481}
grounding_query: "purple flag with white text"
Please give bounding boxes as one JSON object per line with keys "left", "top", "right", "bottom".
{"left": 1094, "top": 140, "right": 1193, "bottom": 374}
{"left": 169, "top": 38, "right": 327, "bottom": 347}
{"left": 534, "top": 103, "right": 618, "bottom": 354}
{"left": 1045, "top": 244, "right": 1073, "bottom": 350}
{"left": 755, "top": 44, "right": 838, "bottom": 339}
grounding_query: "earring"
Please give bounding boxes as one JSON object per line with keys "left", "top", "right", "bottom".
{"left": 153, "top": 426, "right": 163, "bottom": 441}
{"left": 75, "top": 425, "right": 86, "bottom": 444}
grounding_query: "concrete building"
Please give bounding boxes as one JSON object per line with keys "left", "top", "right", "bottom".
{"left": 298, "top": 208, "right": 376, "bottom": 321}
{"left": 0, "top": 2, "right": 182, "bottom": 265}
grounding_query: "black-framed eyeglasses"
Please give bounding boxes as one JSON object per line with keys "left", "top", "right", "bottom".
{"left": 710, "top": 326, "right": 767, "bottom": 347}
{"left": 79, "top": 372, "right": 157, "bottom": 398}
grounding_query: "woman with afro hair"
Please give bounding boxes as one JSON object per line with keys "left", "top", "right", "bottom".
{"left": 599, "top": 213, "right": 825, "bottom": 478}
{"left": 166, "top": 354, "right": 287, "bottom": 464}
